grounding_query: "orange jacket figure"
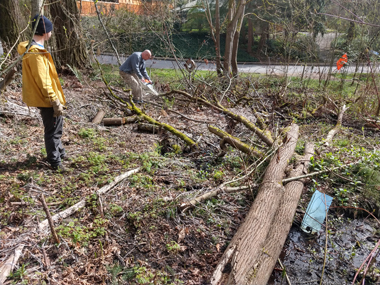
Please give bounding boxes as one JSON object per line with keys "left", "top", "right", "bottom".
{"left": 337, "top": 53, "right": 348, "bottom": 70}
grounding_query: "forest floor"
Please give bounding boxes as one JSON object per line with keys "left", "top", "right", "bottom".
{"left": 1, "top": 68, "right": 380, "bottom": 284}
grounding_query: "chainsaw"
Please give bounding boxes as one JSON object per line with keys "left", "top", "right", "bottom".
{"left": 143, "top": 79, "right": 158, "bottom": 95}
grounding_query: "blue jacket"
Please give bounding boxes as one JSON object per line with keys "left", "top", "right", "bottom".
{"left": 119, "top": 52, "right": 150, "bottom": 80}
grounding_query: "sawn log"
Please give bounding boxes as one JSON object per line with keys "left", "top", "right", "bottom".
{"left": 211, "top": 124, "right": 299, "bottom": 285}
{"left": 248, "top": 142, "right": 315, "bottom": 284}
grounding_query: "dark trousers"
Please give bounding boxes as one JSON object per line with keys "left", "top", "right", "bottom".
{"left": 39, "top": 107, "right": 65, "bottom": 166}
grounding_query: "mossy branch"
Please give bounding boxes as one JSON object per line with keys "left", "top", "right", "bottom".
{"left": 132, "top": 102, "right": 197, "bottom": 147}
{"left": 214, "top": 101, "right": 274, "bottom": 147}
{"left": 169, "top": 89, "right": 274, "bottom": 147}
{"left": 208, "top": 125, "right": 263, "bottom": 158}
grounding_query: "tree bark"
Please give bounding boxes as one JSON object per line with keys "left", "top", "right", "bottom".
{"left": 31, "top": 0, "right": 44, "bottom": 16}
{"left": 0, "top": 0, "right": 27, "bottom": 53}
{"left": 137, "top": 123, "right": 163, "bottom": 133}
{"left": 223, "top": 0, "right": 237, "bottom": 75}
{"left": 214, "top": 0, "right": 222, "bottom": 76}
{"left": 48, "top": 0, "right": 89, "bottom": 71}
{"left": 249, "top": 142, "right": 315, "bottom": 284}
{"left": 211, "top": 124, "right": 299, "bottom": 285}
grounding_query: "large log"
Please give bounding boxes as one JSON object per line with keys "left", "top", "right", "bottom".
{"left": 249, "top": 142, "right": 315, "bottom": 284}
{"left": 211, "top": 124, "right": 299, "bottom": 285}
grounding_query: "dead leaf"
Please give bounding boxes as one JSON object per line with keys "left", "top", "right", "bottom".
{"left": 161, "top": 109, "right": 168, "bottom": 117}
{"left": 180, "top": 245, "right": 187, "bottom": 252}
{"left": 72, "top": 82, "right": 83, "bottom": 89}
{"left": 178, "top": 227, "right": 186, "bottom": 242}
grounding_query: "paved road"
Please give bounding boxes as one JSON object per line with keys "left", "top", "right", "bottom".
{"left": 97, "top": 54, "right": 375, "bottom": 75}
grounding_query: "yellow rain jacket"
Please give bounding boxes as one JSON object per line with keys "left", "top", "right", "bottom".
{"left": 17, "top": 41, "right": 66, "bottom": 107}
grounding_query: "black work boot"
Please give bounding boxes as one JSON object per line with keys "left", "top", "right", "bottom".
{"left": 52, "top": 163, "right": 67, "bottom": 173}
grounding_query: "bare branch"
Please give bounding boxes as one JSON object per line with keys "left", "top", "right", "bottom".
{"left": 317, "top": 12, "right": 380, "bottom": 28}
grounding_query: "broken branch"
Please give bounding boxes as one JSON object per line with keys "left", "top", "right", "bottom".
{"left": 39, "top": 194, "right": 60, "bottom": 244}
{"left": 38, "top": 168, "right": 140, "bottom": 235}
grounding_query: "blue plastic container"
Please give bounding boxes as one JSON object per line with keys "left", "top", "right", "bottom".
{"left": 301, "top": 190, "right": 333, "bottom": 234}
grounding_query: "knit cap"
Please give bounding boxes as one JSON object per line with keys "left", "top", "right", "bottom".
{"left": 32, "top": 14, "right": 53, "bottom": 35}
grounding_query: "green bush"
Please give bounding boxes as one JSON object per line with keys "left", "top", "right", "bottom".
{"left": 111, "top": 32, "right": 258, "bottom": 62}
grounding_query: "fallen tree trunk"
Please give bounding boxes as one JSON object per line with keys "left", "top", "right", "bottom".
{"left": 208, "top": 125, "right": 263, "bottom": 158}
{"left": 249, "top": 142, "right": 315, "bottom": 284}
{"left": 211, "top": 124, "right": 299, "bottom": 285}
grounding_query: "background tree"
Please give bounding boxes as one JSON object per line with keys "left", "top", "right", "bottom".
{"left": 31, "top": 0, "right": 44, "bottom": 17}
{"left": 204, "top": 0, "right": 248, "bottom": 76}
{"left": 0, "top": 0, "right": 27, "bottom": 56}
{"left": 48, "top": 0, "right": 90, "bottom": 71}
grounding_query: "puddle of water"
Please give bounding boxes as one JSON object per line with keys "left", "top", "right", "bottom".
{"left": 272, "top": 218, "right": 380, "bottom": 284}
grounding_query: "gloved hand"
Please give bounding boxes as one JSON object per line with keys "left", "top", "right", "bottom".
{"left": 51, "top": 99, "right": 64, "bottom": 117}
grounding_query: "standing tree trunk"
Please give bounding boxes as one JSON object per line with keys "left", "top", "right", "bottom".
{"left": 257, "top": 22, "right": 268, "bottom": 57}
{"left": 231, "top": 5, "right": 245, "bottom": 77}
{"left": 247, "top": 18, "right": 253, "bottom": 55}
{"left": 31, "top": 0, "right": 44, "bottom": 16}
{"left": 211, "top": 124, "right": 299, "bottom": 285}
{"left": 0, "top": 0, "right": 27, "bottom": 54}
{"left": 223, "top": 0, "right": 236, "bottom": 76}
{"left": 48, "top": 0, "right": 89, "bottom": 71}
{"left": 205, "top": 0, "right": 223, "bottom": 76}
{"left": 214, "top": 0, "right": 222, "bottom": 76}
{"left": 223, "top": 0, "right": 246, "bottom": 76}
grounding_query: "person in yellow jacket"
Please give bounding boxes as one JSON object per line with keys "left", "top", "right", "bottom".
{"left": 17, "top": 14, "right": 67, "bottom": 172}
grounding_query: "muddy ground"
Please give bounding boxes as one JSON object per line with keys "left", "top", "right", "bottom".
{"left": 1, "top": 71, "right": 380, "bottom": 284}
